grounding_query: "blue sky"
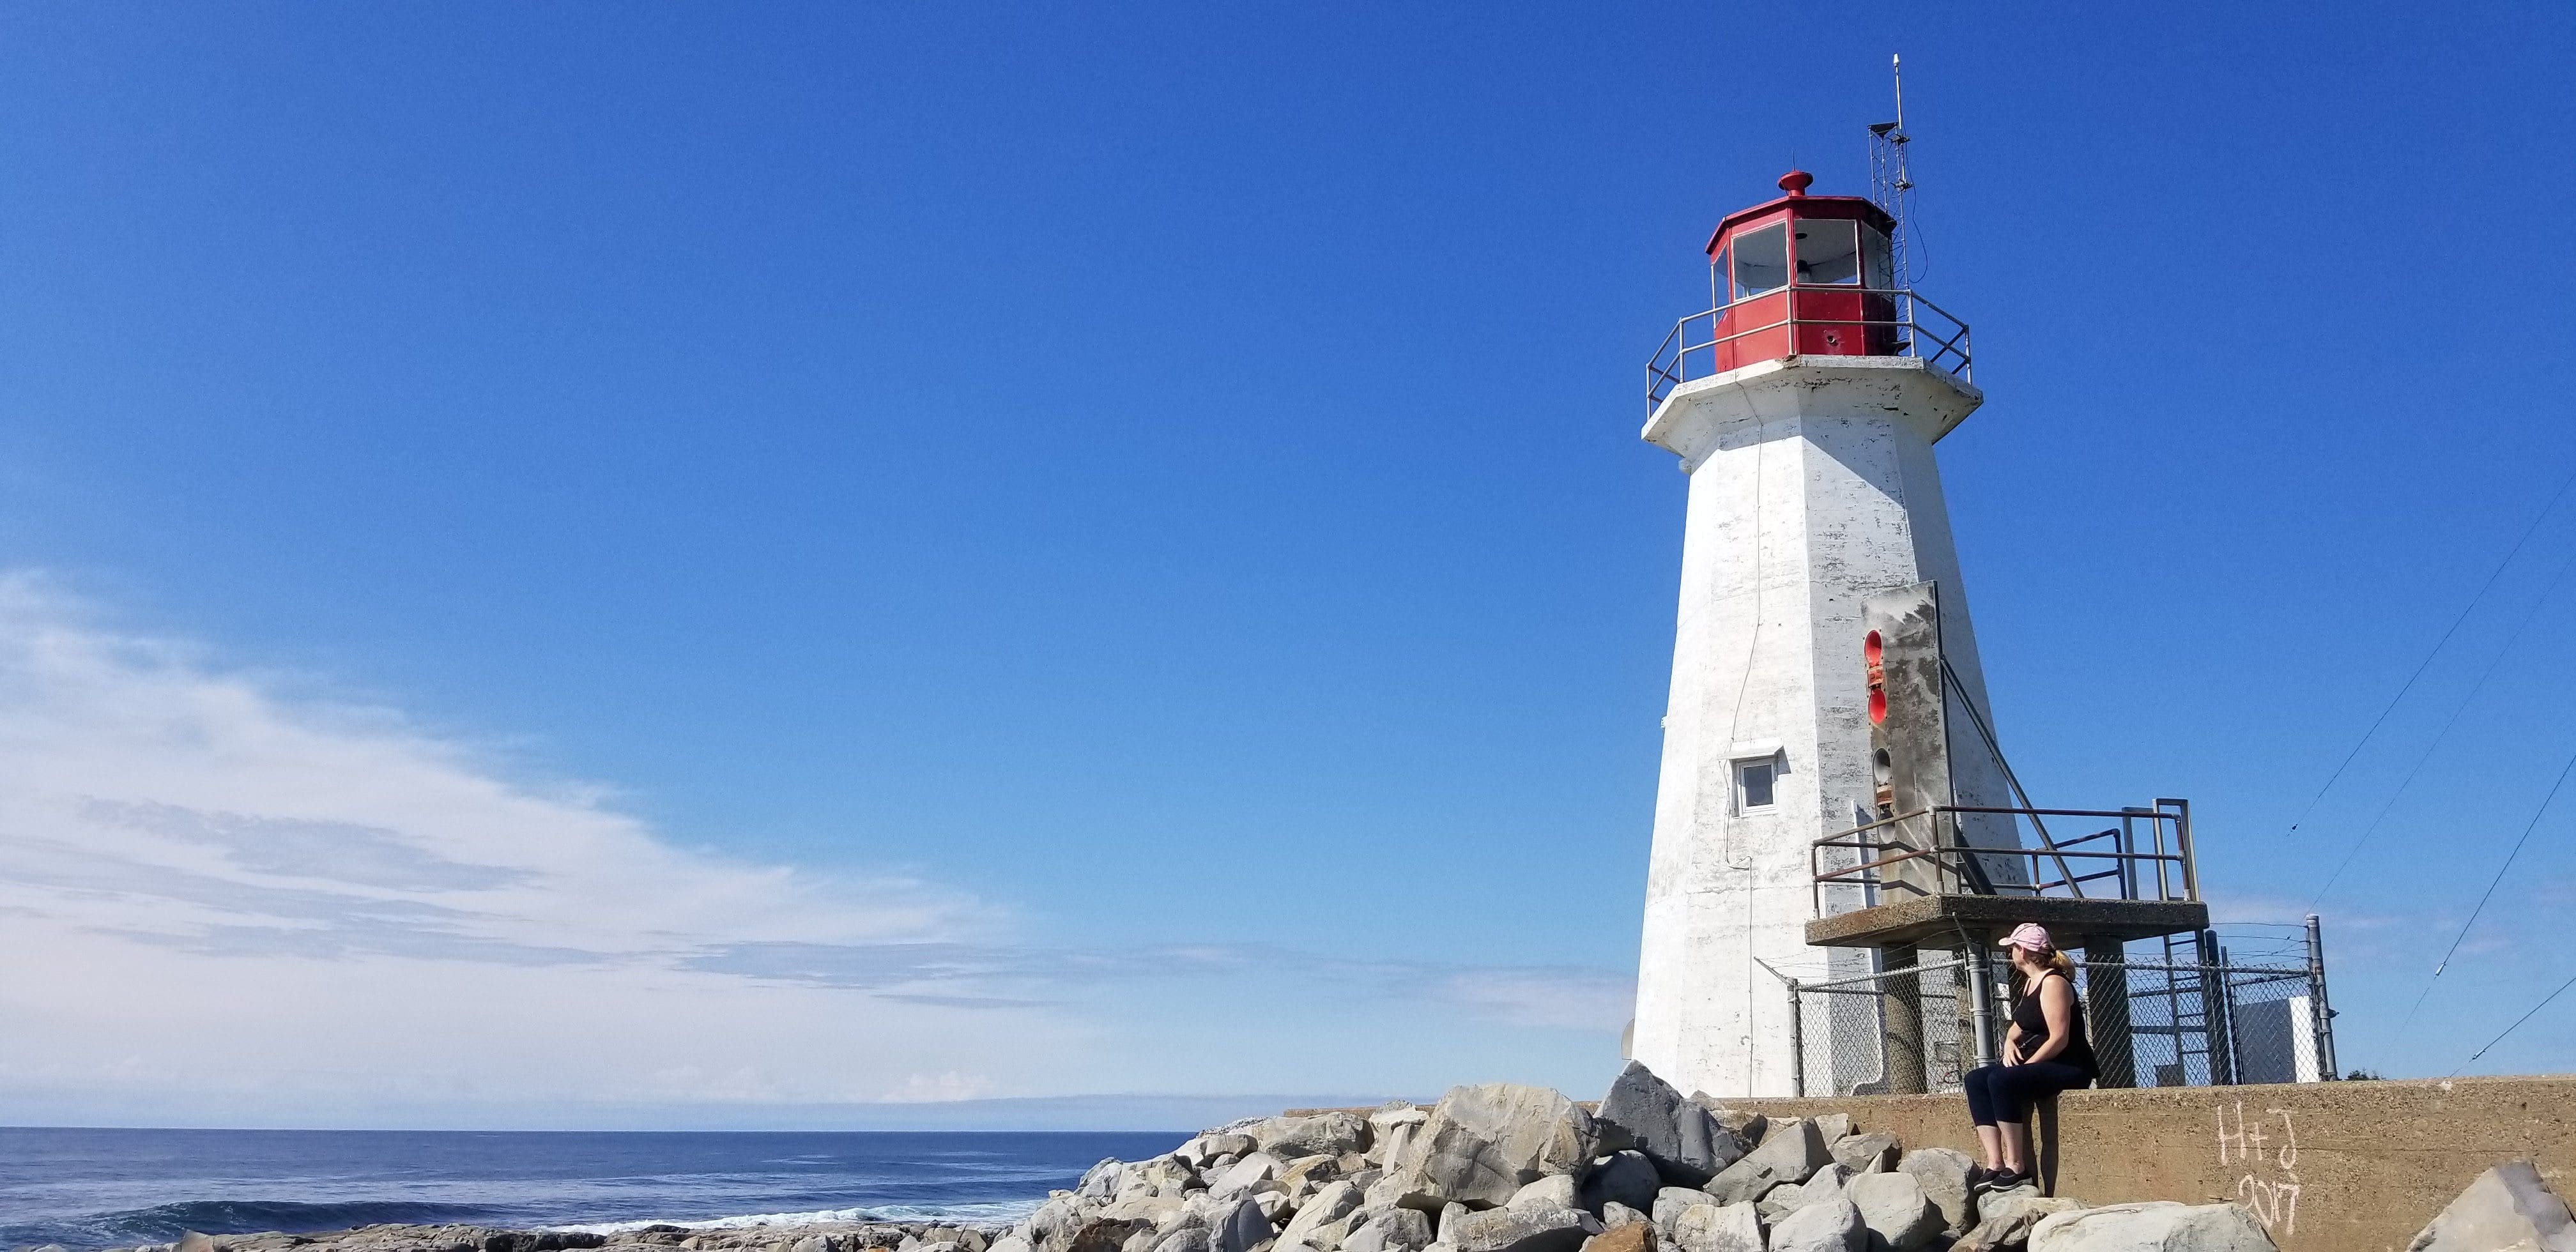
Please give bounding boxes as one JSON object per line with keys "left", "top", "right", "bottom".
{"left": 0, "top": 1, "right": 2572, "bottom": 1127}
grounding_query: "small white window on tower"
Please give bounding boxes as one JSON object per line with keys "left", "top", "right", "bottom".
{"left": 1736, "top": 758, "right": 1778, "bottom": 813}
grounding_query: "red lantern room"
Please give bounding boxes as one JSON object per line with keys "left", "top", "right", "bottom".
{"left": 1644, "top": 169, "right": 1971, "bottom": 411}
{"left": 1703, "top": 170, "right": 1897, "bottom": 372}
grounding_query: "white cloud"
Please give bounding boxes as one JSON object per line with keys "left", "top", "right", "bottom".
{"left": 0, "top": 576, "right": 1073, "bottom": 1124}
{"left": 0, "top": 576, "right": 1631, "bottom": 1126}
{"left": 1430, "top": 968, "right": 1635, "bottom": 1032}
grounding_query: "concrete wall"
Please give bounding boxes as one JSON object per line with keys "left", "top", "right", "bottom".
{"left": 1726, "top": 1075, "right": 2576, "bottom": 1252}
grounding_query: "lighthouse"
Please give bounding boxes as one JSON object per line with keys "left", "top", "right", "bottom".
{"left": 1626, "top": 170, "right": 2025, "bottom": 1098}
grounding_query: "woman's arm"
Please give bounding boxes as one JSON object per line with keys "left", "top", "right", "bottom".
{"left": 2001, "top": 1019, "right": 2024, "bottom": 1065}
{"left": 2023, "top": 976, "right": 2075, "bottom": 1064}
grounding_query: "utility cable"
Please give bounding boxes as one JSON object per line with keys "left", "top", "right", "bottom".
{"left": 2310, "top": 544, "right": 2576, "bottom": 906}
{"left": 2452, "top": 969, "right": 2576, "bottom": 1077}
{"left": 2401, "top": 741, "right": 2576, "bottom": 1026}
{"left": 2283, "top": 462, "right": 2576, "bottom": 837}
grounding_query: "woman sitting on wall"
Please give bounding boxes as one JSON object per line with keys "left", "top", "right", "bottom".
{"left": 1963, "top": 923, "right": 2100, "bottom": 1191}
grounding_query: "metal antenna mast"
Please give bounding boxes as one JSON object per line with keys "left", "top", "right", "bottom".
{"left": 1867, "top": 54, "right": 1915, "bottom": 289}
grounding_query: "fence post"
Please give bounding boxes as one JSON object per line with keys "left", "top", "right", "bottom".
{"left": 1963, "top": 942, "right": 1998, "bottom": 1070}
{"left": 2198, "top": 929, "right": 2235, "bottom": 1085}
{"left": 2306, "top": 913, "right": 2340, "bottom": 1081}
{"left": 1787, "top": 977, "right": 1805, "bottom": 1097}
{"left": 2083, "top": 938, "right": 2136, "bottom": 1088}
{"left": 1883, "top": 943, "right": 1928, "bottom": 1094}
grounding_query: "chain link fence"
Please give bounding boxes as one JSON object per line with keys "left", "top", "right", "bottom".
{"left": 1790, "top": 940, "right": 2333, "bottom": 1096}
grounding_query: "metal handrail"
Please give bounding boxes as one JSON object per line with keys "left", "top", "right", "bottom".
{"left": 1809, "top": 802, "right": 2199, "bottom": 915}
{"left": 1644, "top": 286, "right": 1972, "bottom": 412}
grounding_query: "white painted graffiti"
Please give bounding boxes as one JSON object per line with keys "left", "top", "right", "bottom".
{"left": 2215, "top": 1099, "right": 2301, "bottom": 1236}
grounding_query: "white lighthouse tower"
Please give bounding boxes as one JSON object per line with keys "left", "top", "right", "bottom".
{"left": 1627, "top": 170, "right": 2020, "bottom": 1098}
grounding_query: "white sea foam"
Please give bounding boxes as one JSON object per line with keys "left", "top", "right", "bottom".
{"left": 554, "top": 1200, "right": 1043, "bottom": 1235}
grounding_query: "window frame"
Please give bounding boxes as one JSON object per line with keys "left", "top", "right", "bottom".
{"left": 1793, "top": 217, "right": 1862, "bottom": 286}
{"left": 1728, "top": 223, "right": 1791, "bottom": 302}
{"left": 1861, "top": 223, "right": 1894, "bottom": 291}
{"left": 1736, "top": 756, "right": 1780, "bottom": 814}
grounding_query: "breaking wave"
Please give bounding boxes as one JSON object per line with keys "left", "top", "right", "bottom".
{"left": 557, "top": 1200, "right": 1042, "bottom": 1235}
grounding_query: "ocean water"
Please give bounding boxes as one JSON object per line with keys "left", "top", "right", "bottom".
{"left": 0, "top": 1129, "right": 1188, "bottom": 1252}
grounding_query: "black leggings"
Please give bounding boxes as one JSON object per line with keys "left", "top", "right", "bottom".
{"left": 1963, "top": 1060, "right": 2092, "bottom": 1126}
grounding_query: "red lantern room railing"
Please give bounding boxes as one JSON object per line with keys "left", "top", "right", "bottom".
{"left": 1644, "top": 170, "right": 1971, "bottom": 412}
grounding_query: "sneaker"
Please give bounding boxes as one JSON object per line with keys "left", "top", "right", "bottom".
{"left": 1977, "top": 1168, "right": 2028, "bottom": 1193}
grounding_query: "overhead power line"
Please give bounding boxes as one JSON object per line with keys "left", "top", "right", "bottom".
{"left": 2402, "top": 741, "right": 2576, "bottom": 1027}
{"left": 2283, "top": 462, "right": 2576, "bottom": 837}
{"left": 2310, "top": 544, "right": 2576, "bottom": 906}
{"left": 2453, "top": 968, "right": 2576, "bottom": 1077}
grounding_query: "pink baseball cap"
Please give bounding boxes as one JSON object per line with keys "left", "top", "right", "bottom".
{"left": 1998, "top": 923, "right": 2053, "bottom": 952}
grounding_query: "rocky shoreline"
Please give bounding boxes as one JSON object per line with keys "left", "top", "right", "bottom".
{"left": 91, "top": 1062, "right": 2576, "bottom": 1252}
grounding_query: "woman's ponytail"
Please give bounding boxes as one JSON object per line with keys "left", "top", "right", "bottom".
{"left": 2016, "top": 944, "right": 2076, "bottom": 992}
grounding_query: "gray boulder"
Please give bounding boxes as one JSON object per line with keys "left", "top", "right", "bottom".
{"left": 1149, "top": 1232, "right": 1212, "bottom": 1252}
{"left": 1069, "top": 1217, "right": 1158, "bottom": 1252}
{"left": 1209, "top": 1198, "right": 1276, "bottom": 1252}
{"left": 1652, "top": 1189, "right": 1710, "bottom": 1233}
{"left": 1770, "top": 1198, "right": 1869, "bottom": 1252}
{"left": 1810, "top": 1115, "right": 1851, "bottom": 1146}
{"left": 1370, "top": 1105, "right": 1432, "bottom": 1168}
{"left": 1828, "top": 1133, "right": 1899, "bottom": 1175}
{"left": 1696, "top": 1104, "right": 1765, "bottom": 1147}
{"left": 1595, "top": 1063, "right": 1745, "bottom": 1187}
{"left": 1280, "top": 1181, "right": 1367, "bottom": 1249}
{"left": 1260, "top": 1113, "right": 1375, "bottom": 1161}
{"left": 1102, "top": 1194, "right": 1190, "bottom": 1228}
{"left": 1798, "top": 1163, "right": 1857, "bottom": 1207}
{"left": 2407, "top": 1161, "right": 2576, "bottom": 1252}
{"left": 1954, "top": 1193, "right": 2083, "bottom": 1252}
{"left": 1180, "top": 1136, "right": 1256, "bottom": 1168}
{"left": 1597, "top": 1203, "right": 1650, "bottom": 1232}
{"left": 1084, "top": 1159, "right": 1131, "bottom": 1200}
{"left": 1280, "top": 1155, "right": 1347, "bottom": 1200}
{"left": 1445, "top": 1209, "right": 1603, "bottom": 1252}
{"left": 1291, "top": 1210, "right": 1370, "bottom": 1252}
{"left": 1510, "top": 1176, "right": 1581, "bottom": 1213}
{"left": 2028, "top": 1202, "right": 2276, "bottom": 1252}
{"left": 1662, "top": 1203, "right": 1761, "bottom": 1252}
{"left": 1756, "top": 1181, "right": 1805, "bottom": 1225}
{"left": 1845, "top": 1172, "right": 1943, "bottom": 1251}
{"left": 1119, "top": 1156, "right": 1195, "bottom": 1196}
{"left": 1211, "top": 1153, "right": 1287, "bottom": 1201}
{"left": 1897, "top": 1148, "right": 1978, "bottom": 1236}
{"left": 1704, "top": 1118, "right": 1830, "bottom": 1205}
{"left": 1381, "top": 1085, "right": 1602, "bottom": 1211}
{"left": 1029, "top": 1198, "right": 1087, "bottom": 1251}
{"left": 1344, "top": 1211, "right": 1437, "bottom": 1252}
{"left": 1579, "top": 1153, "right": 1662, "bottom": 1218}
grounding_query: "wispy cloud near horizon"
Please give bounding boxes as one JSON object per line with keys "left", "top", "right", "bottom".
{"left": 0, "top": 576, "right": 1628, "bottom": 1127}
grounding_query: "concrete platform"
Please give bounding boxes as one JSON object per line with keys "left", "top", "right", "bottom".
{"left": 1804, "top": 892, "right": 2209, "bottom": 948}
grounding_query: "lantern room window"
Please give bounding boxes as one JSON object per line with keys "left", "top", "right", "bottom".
{"left": 1796, "top": 219, "right": 1860, "bottom": 285}
{"left": 1863, "top": 224, "right": 1893, "bottom": 290}
{"left": 1731, "top": 224, "right": 1788, "bottom": 300}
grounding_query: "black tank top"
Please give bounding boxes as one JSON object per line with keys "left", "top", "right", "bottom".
{"left": 2012, "top": 970, "right": 2099, "bottom": 1078}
